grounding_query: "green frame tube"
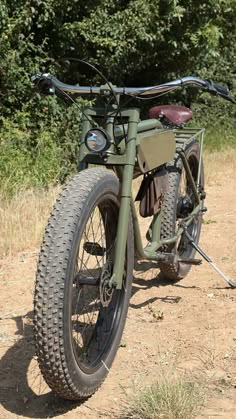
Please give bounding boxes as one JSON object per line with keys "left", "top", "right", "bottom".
{"left": 110, "top": 109, "right": 139, "bottom": 289}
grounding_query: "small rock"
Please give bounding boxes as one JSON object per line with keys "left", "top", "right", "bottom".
{"left": 119, "top": 341, "right": 127, "bottom": 348}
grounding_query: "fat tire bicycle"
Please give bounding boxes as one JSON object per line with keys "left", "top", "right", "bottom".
{"left": 32, "top": 71, "right": 236, "bottom": 400}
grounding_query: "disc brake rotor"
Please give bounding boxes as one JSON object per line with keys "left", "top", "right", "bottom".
{"left": 99, "top": 267, "right": 114, "bottom": 307}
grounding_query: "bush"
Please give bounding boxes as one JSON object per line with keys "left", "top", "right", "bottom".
{"left": 1, "top": 0, "right": 236, "bottom": 195}
{"left": 0, "top": 99, "right": 83, "bottom": 196}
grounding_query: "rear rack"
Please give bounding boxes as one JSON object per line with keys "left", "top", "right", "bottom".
{"left": 174, "top": 127, "right": 205, "bottom": 144}
{"left": 174, "top": 127, "right": 205, "bottom": 188}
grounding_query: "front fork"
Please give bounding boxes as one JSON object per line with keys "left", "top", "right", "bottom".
{"left": 109, "top": 110, "right": 139, "bottom": 289}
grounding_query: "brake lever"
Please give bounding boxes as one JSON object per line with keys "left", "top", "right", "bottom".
{"left": 204, "top": 79, "right": 236, "bottom": 104}
{"left": 205, "top": 79, "right": 229, "bottom": 95}
{"left": 220, "top": 93, "right": 236, "bottom": 104}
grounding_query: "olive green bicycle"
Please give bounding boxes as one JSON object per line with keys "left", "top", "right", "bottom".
{"left": 32, "top": 70, "right": 236, "bottom": 400}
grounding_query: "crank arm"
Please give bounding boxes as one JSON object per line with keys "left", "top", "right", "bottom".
{"left": 183, "top": 226, "right": 236, "bottom": 289}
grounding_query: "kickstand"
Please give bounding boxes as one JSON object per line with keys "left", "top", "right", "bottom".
{"left": 183, "top": 225, "right": 236, "bottom": 289}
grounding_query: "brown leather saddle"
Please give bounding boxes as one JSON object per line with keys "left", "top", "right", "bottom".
{"left": 148, "top": 104, "right": 193, "bottom": 125}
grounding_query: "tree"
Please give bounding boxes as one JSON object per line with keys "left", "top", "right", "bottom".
{"left": 0, "top": 0, "right": 235, "bottom": 193}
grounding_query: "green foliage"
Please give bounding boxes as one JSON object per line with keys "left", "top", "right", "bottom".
{"left": 0, "top": 97, "right": 83, "bottom": 196}
{"left": 0, "top": 115, "right": 60, "bottom": 196}
{"left": 0, "top": 0, "right": 236, "bottom": 195}
{"left": 191, "top": 95, "right": 236, "bottom": 150}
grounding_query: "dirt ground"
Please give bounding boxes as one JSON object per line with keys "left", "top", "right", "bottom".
{"left": 1, "top": 177, "right": 236, "bottom": 419}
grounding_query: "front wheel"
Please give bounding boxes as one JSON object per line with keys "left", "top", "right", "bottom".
{"left": 159, "top": 139, "right": 204, "bottom": 281}
{"left": 34, "top": 168, "right": 134, "bottom": 400}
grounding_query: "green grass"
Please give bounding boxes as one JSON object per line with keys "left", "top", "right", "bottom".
{"left": 0, "top": 111, "right": 79, "bottom": 198}
{"left": 204, "top": 128, "right": 236, "bottom": 150}
{"left": 190, "top": 100, "right": 236, "bottom": 151}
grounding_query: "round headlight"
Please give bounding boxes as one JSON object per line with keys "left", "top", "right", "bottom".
{"left": 85, "top": 128, "right": 111, "bottom": 153}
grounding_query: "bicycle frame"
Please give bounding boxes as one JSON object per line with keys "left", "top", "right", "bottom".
{"left": 77, "top": 103, "right": 205, "bottom": 289}
{"left": 32, "top": 72, "right": 236, "bottom": 402}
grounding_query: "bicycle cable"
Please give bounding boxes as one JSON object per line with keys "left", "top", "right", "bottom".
{"left": 53, "top": 85, "right": 97, "bottom": 126}
{"left": 124, "top": 85, "right": 180, "bottom": 101}
{"left": 60, "top": 58, "right": 127, "bottom": 141}
{"left": 43, "top": 59, "right": 189, "bottom": 139}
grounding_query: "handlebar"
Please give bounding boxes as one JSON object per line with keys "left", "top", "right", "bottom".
{"left": 32, "top": 73, "right": 236, "bottom": 104}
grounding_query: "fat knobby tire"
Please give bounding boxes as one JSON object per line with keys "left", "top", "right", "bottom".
{"left": 34, "top": 168, "right": 134, "bottom": 400}
{"left": 159, "top": 139, "right": 204, "bottom": 281}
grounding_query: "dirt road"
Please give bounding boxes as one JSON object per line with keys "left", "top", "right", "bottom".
{"left": 1, "top": 177, "right": 236, "bottom": 418}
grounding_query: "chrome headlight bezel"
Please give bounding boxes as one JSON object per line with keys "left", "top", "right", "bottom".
{"left": 85, "top": 128, "right": 111, "bottom": 153}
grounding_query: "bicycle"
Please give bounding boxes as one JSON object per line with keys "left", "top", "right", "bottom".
{"left": 32, "top": 70, "right": 236, "bottom": 400}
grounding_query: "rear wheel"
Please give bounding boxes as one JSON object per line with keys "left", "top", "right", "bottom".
{"left": 159, "top": 140, "right": 204, "bottom": 281}
{"left": 34, "top": 168, "right": 134, "bottom": 400}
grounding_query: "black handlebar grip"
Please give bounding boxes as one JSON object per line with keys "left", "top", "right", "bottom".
{"left": 31, "top": 74, "right": 55, "bottom": 95}
{"left": 205, "top": 79, "right": 229, "bottom": 96}
{"left": 212, "top": 81, "right": 229, "bottom": 95}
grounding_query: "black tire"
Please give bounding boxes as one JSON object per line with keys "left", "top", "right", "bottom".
{"left": 159, "top": 140, "right": 204, "bottom": 281}
{"left": 34, "top": 168, "right": 134, "bottom": 400}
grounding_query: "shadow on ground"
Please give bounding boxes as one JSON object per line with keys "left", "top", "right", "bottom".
{"left": 130, "top": 260, "right": 199, "bottom": 309}
{"left": 0, "top": 265, "right": 195, "bottom": 418}
{"left": 0, "top": 311, "right": 84, "bottom": 418}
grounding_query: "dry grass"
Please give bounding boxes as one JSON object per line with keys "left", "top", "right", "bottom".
{"left": 105, "top": 346, "right": 205, "bottom": 419}
{"left": 0, "top": 187, "right": 60, "bottom": 258}
{"left": 116, "top": 376, "right": 202, "bottom": 419}
{"left": 204, "top": 148, "right": 236, "bottom": 184}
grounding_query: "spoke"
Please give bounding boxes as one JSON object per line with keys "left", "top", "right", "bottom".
{"left": 72, "top": 286, "right": 82, "bottom": 315}
{"left": 99, "top": 210, "right": 107, "bottom": 267}
{"left": 77, "top": 256, "right": 100, "bottom": 280}
{"left": 76, "top": 294, "right": 97, "bottom": 349}
{"left": 81, "top": 214, "right": 96, "bottom": 269}
{"left": 79, "top": 208, "right": 112, "bottom": 278}
{"left": 77, "top": 233, "right": 113, "bottom": 284}
{"left": 86, "top": 298, "right": 100, "bottom": 332}
{"left": 72, "top": 287, "right": 83, "bottom": 347}
{"left": 85, "top": 207, "right": 96, "bottom": 239}
{"left": 72, "top": 281, "right": 101, "bottom": 351}
{"left": 70, "top": 198, "right": 121, "bottom": 368}
{"left": 79, "top": 236, "right": 86, "bottom": 273}
{"left": 79, "top": 254, "right": 103, "bottom": 277}
{"left": 90, "top": 213, "right": 102, "bottom": 268}
{"left": 82, "top": 208, "right": 103, "bottom": 269}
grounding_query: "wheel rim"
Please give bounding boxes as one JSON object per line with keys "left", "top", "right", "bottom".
{"left": 70, "top": 195, "right": 124, "bottom": 374}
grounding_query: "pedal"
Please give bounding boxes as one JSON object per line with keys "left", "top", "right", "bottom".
{"left": 83, "top": 242, "right": 106, "bottom": 256}
{"left": 178, "top": 258, "right": 202, "bottom": 265}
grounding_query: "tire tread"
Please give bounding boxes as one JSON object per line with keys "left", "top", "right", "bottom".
{"left": 34, "top": 168, "right": 119, "bottom": 399}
